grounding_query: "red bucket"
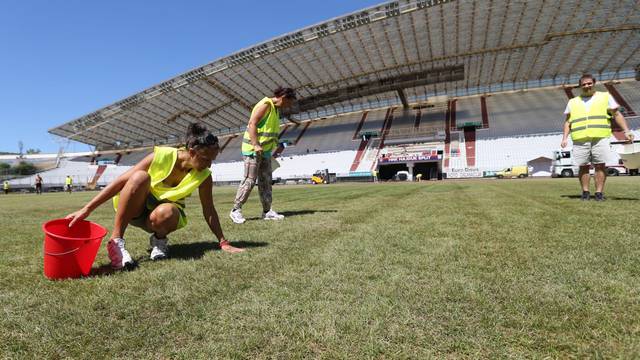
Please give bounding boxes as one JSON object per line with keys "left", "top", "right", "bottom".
{"left": 42, "top": 218, "right": 108, "bottom": 280}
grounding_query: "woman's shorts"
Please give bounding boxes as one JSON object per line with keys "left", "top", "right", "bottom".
{"left": 128, "top": 194, "right": 187, "bottom": 232}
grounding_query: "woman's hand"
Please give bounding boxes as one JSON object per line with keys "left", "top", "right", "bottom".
{"left": 65, "top": 207, "right": 91, "bottom": 227}
{"left": 219, "top": 240, "right": 245, "bottom": 253}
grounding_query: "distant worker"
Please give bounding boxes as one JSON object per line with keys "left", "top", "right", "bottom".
{"left": 66, "top": 123, "right": 244, "bottom": 270}
{"left": 372, "top": 169, "right": 378, "bottom": 182}
{"left": 35, "top": 174, "right": 43, "bottom": 194}
{"left": 229, "top": 87, "right": 297, "bottom": 224}
{"left": 560, "top": 74, "right": 634, "bottom": 201}
{"left": 3, "top": 180, "right": 9, "bottom": 195}
{"left": 416, "top": 173, "right": 423, "bottom": 182}
{"left": 65, "top": 176, "right": 73, "bottom": 193}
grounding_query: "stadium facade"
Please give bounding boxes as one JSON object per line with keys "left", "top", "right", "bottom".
{"left": 37, "top": 0, "right": 640, "bottom": 184}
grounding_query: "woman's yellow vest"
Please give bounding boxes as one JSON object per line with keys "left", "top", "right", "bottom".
{"left": 241, "top": 97, "right": 280, "bottom": 156}
{"left": 113, "top": 146, "right": 211, "bottom": 229}
{"left": 568, "top": 91, "right": 612, "bottom": 142}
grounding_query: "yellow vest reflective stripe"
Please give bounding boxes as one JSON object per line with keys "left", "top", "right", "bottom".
{"left": 113, "top": 146, "right": 211, "bottom": 228}
{"left": 568, "top": 91, "right": 612, "bottom": 142}
{"left": 241, "top": 97, "right": 280, "bottom": 155}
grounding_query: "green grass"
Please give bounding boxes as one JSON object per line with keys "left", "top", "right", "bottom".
{"left": 1, "top": 178, "right": 640, "bottom": 358}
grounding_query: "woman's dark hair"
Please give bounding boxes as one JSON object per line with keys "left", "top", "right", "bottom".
{"left": 185, "top": 123, "right": 219, "bottom": 149}
{"left": 273, "top": 86, "right": 297, "bottom": 99}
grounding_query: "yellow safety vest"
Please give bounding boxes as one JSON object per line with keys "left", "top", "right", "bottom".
{"left": 3, "top": 182, "right": 8, "bottom": 190}
{"left": 241, "top": 97, "right": 280, "bottom": 156}
{"left": 65, "top": 177, "right": 72, "bottom": 185}
{"left": 568, "top": 91, "right": 612, "bottom": 142}
{"left": 113, "top": 146, "right": 211, "bottom": 229}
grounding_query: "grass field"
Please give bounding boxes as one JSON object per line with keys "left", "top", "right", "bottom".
{"left": 1, "top": 178, "right": 639, "bottom": 358}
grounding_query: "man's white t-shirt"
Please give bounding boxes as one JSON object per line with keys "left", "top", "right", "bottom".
{"left": 564, "top": 92, "right": 619, "bottom": 115}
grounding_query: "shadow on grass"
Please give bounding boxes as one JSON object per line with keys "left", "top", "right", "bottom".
{"left": 561, "top": 194, "right": 639, "bottom": 201}
{"left": 87, "top": 241, "right": 267, "bottom": 276}
{"left": 245, "top": 209, "right": 337, "bottom": 220}
{"left": 169, "top": 240, "right": 269, "bottom": 260}
{"left": 88, "top": 259, "right": 140, "bottom": 277}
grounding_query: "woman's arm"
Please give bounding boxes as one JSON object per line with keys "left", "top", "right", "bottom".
{"left": 198, "top": 176, "right": 244, "bottom": 253}
{"left": 247, "top": 103, "right": 269, "bottom": 154}
{"left": 66, "top": 153, "right": 154, "bottom": 226}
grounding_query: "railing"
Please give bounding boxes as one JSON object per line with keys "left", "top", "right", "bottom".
{"left": 383, "top": 125, "right": 445, "bottom": 140}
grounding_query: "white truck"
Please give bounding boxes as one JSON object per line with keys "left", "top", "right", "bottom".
{"left": 551, "top": 150, "right": 628, "bottom": 177}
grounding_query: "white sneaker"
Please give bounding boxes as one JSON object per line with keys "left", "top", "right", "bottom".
{"left": 229, "top": 208, "right": 246, "bottom": 224}
{"left": 107, "top": 238, "right": 134, "bottom": 269}
{"left": 149, "top": 234, "right": 168, "bottom": 260}
{"left": 263, "top": 209, "right": 285, "bottom": 220}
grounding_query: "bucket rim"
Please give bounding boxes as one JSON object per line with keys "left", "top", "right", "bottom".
{"left": 42, "top": 218, "right": 108, "bottom": 242}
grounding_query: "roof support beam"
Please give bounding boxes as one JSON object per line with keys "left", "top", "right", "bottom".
{"left": 296, "top": 65, "right": 464, "bottom": 113}
{"left": 204, "top": 78, "right": 253, "bottom": 111}
{"left": 397, "top": 89, "right": 409, "bottom": 108}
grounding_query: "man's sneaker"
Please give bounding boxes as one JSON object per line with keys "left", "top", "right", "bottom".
{"left": 594, "top": 192, "right": 605, "bottom": 201}
{"left": 149, "top": 234, "right": 169, "bottom": 260}
{"left": 107, "top": 238, "right": 134, "bottom": 270}
{"left": 229, "top": 208, "right": 246, "bottom": 224}
{"left": 581, "top": 191, "right": 590, "bottom": 201}
{"left": 263, "top": 209, "right": 285, "bottom": 220}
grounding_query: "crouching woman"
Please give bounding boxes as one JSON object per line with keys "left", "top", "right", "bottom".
{"left": 66, "top": 123, "right": 244, "bottom": 269}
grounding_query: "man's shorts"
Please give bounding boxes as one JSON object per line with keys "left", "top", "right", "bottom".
{"left": 572, "top": 137, "right": 611, "bottom": 166}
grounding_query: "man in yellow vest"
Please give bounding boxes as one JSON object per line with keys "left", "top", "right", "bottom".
{"left": 65, "top": 175, "right": 73, "bottom": 193}
{"left": 229, "top": 87, "right": 296, "bottom": 224}
{"left": 3, "top": 180, "right": 9, "bottom": 195}
{"left": 560, "top": 74, "right": 634, "bottom": 201}
{"left": 66, "top": 123, "right": 244, "bottom": 270}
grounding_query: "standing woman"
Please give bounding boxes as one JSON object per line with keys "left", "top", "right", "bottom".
{"left": 229, "top": 86, "right": 296, "bottom": 224}
{"left": 66, "top": 123, "right": 243, "bottom": 270}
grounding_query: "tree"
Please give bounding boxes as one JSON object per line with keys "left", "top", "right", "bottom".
{"left": 12, "top": 161, "right": 37, "bottom": 175}
{"left": 26, "top": 148, "right": 41, "bottom": 154}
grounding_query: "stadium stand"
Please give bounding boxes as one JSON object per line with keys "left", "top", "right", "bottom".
{"left": 477, "top": 87, "right": 568, "bottom": 139}
{"left": 214, "top": 135, "right": 244, "bottom": 163}
{"left": 455, "top": 97, "right": 484, "bottom": 130}
{"left": 289, "top": 113, "right": 362, "bottom": 155}
{"left": 614, "top": 80, "right": 639, "bottom": 117}
{"left": 38, "top": 0, "right": 637, "bottom": 182}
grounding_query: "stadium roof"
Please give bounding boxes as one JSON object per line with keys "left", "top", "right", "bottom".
{"left": 50, "top": 0, "right": 640, "bottom": 150}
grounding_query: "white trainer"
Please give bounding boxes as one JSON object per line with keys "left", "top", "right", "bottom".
{"left": 107, "top": 238, "right": 134, "bottom": 269}
{"left": 263, "top": 209, "right": 285, "bottom": 220}
{"left": 229, "top": 208, "right": 246, "bottom": 224}
{"left": 149, "top": 234, "right": 169, "bottom": 260}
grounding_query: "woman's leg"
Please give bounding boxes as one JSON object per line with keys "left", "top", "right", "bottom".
{"left": 257, "top": 156, "right": 273, "bottom": 212}
{"left": 146, "top": 203, "right": 180, "bottom": 238}
{"left": 145, "top": 203, "right": 180, "bottom": 260}
{"left": 232, "top": 156, "right": 259, "bottom": 210}
{"left": 112, "top": 170, "right": 151, "bottom": 239}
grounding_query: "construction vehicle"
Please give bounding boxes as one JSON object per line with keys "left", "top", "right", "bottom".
{"left": 311, "top": 169, "right": 336, "bottom": 184}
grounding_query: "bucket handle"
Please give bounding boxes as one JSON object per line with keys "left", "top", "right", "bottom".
{"left": 45, "top": 247, "right": 81, "bottom": 256}
{"left": 44, "top": 238, "right": 95, "bottom": 256}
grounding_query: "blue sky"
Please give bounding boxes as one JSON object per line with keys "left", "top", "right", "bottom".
{"left": 0, "top": 0, "right": 382, "bottom": 154}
